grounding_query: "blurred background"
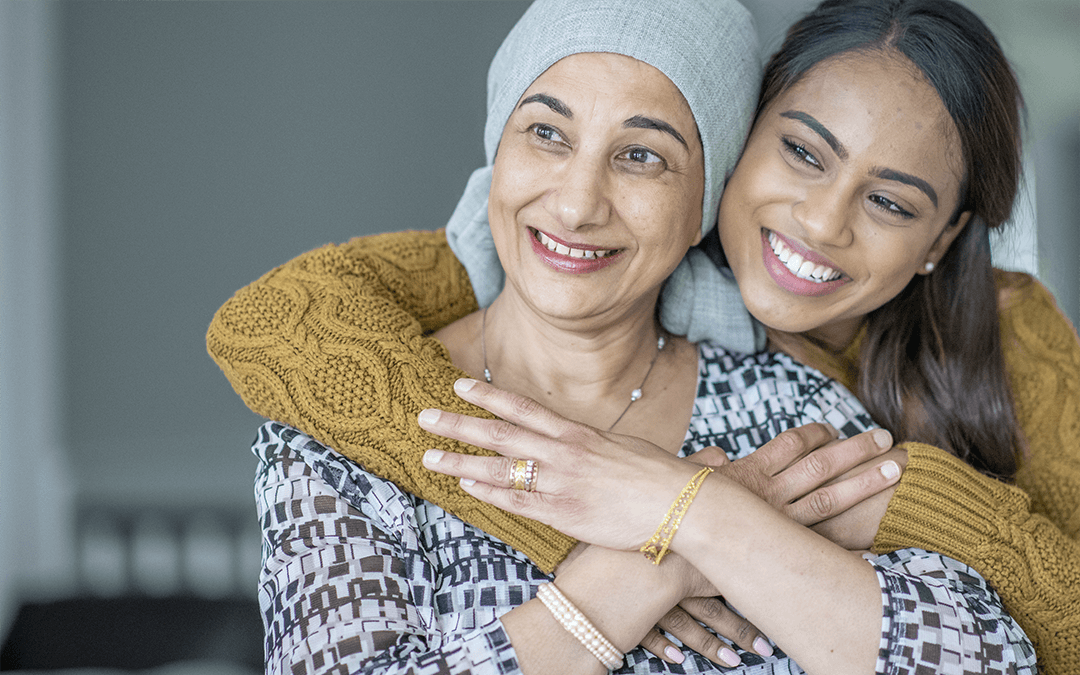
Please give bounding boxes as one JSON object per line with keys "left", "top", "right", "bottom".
{"left": 1, "top": 0, "right": 1076, "bottom": 672}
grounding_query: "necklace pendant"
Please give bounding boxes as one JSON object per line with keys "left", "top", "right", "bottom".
{"left": 630, "top": 388, "right": 643, "bottom": 402}
{"left": 484, "top": 368, "right": 492, "bottom": 384}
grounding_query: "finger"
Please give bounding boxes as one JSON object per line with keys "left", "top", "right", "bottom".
{"left": 638, "top": 627, "right": 686, "bottom": 665}
{"left": 771, "top": 428, "right": 892, "bottom": 505}
{"left": 679, "top": 597, "right": 774, "bottom": 659}
{"left": 654, "top": 604, "right": 743, "bottom": 668}
{"left": 688, "top": 446, "right": 730, "bottom": 468}
{"left": 417, "top": 407, "right": 544, "bottom": 457}
{"left": 750, "top": 422, "right": 839, "bottom": 475}
{"left": 450, "top": 378, "right": 583, "bottom": 438}
{"left": 423, "top": 449, "right": 543, "bottom": 492}
{"left": 785, "top": 458, "right": 901, "bottom": 526}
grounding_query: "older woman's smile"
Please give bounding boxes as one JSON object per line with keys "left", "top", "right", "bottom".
{"left": 529, "top": 227, "right": 623, "bottom": 274}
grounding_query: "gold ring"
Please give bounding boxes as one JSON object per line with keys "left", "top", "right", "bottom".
{"left": 510, "top": 459, "right": 538, "bottom": 492}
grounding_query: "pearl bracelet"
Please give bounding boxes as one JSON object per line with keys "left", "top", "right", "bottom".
{"left": 536, "top": 582, "right": 624, "bottom": 670}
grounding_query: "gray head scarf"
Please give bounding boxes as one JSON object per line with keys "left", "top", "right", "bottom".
{"left": 446, "top": 0, "right": 765, "bottom": 352}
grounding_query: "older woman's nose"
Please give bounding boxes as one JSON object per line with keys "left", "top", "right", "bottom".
{"left": 545, "top": 154, "right": 612, "bottom": 230}
{"left": 791, "top": 183, "right": 854, "bottom": 248}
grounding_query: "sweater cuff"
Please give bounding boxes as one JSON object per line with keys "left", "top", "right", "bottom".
{"left": 873, "top": 443, "right": 1030, "bottom": 559}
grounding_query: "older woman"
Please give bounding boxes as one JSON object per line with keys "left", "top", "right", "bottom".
{"left": 210, "top": 0, "right": 1039, "bottom": 672}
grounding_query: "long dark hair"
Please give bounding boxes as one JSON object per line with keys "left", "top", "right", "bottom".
{"left": 753, "top": 0, "right": 1026, "bottom": 478}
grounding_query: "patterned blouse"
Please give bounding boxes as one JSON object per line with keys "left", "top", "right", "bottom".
{"left": 254, "top": 343, "right": 1036, "bottom": 674}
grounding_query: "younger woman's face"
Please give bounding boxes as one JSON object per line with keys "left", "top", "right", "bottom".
{"left": 718, "top": 52, "right": 971, "bottom": 349}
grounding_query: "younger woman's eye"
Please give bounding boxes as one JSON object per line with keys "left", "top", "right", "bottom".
{"left": 781, "top": 138, "right": 821, "bottom": 169}
{"left": 868, "top": 194, "right": 915, "bottom": 219}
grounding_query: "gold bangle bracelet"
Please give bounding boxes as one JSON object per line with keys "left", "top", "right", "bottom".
{"left": 639, "top": 466, "right": 714, "bottom": 565}
{"left": 536, "top": 582, "right": 624, "bottom": 670}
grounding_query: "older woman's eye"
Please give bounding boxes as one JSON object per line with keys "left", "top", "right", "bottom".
{"left": 529, "top": 123, "right": 565, "bottom": 145}
{"left": 616, "top": 147, "right": 666, "bottom": 174}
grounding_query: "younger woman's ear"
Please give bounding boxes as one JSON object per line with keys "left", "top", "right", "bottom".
{"left": 919, "top": 211, "right": 972, "bottom": 275}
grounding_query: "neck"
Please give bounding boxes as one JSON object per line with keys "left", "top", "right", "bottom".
{"left": 480, "top": 296, "right": 665, "bottom": 429}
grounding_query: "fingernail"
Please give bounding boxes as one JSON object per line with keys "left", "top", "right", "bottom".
{"left": 862, "top": 551, "right": 877, "bottom": 562}
{"left": 823, "top": 422, "right": 839, "bottom": 437}
{"left": 455, "top": 378, "right": 477, "bottom": 393}
{"left": 718, "top": 647, "right": 741, "bottom": 667}
{"left": 879, "top": 460, "right": 900, "bottom": 480}
{"left": 423, "top": 449, "right": 443, "bottom": 466}
{"left": 460, "top": 477, "right": 475, "bottom": 487}
{"left": 872, "top": 429, "right": 892, "bottom": 449}
{"left": 418, "top": 409, "right": 440, "bottom": 425}
{"left": 753, "top": 637, "right": 773, "bottom": 657}
{"left": 664, "top": 646, "right": 685, "bottom": 664}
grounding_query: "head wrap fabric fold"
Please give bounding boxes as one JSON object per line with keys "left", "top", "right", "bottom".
{"left": 445, "top": 0, "right": 764, "bottom": 352}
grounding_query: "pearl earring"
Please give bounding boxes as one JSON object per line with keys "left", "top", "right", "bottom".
{"left": 924, "top": 261, "right": 935, "bottom": 273}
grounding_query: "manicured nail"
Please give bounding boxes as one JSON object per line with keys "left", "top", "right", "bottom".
{"left": 460, "top": 477, "right": 475, "bottom": 487}
{"left": 862, "top": 551, "right": 877, "bottom": 562}
{"left": 872, "top": 429, "right": 892, "bottom": 449}
{"left": 823, "top": 422, "right": 839, "bottom": 437}
{"left": 753, "top": 637, "right": 773, "bottom": 657}
{"left": 664, "top": 646, "right": 685, "bottom": 664}
{"left": 718, "top": 647, "right": 741, "bottom": 667}
{"left": 423, "top": 449, "right": 443, "bottom": 466}
{"left": 879, "top": 460, "right": 900, "bottom": 480}
{"left": 418, "top": 408, "right": 440, "bottom": 425}
{"left": 455, "top": 378, "right": 477, "bottom": 393}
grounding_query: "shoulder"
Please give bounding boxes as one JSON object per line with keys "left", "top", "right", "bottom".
{"left": 994, "top": 269, "right": 1080, "bottom": 363}
{"left": 253, "top": 421, "right": 417, "bottom": 531}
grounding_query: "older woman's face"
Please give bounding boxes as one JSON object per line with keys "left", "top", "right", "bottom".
{"left": 488, "top": 52, "right": 703, "bottom": 326}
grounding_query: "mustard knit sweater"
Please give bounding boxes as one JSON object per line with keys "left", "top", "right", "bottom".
{"left": 208, "top": 229, "right": 1080, "bottom": 673}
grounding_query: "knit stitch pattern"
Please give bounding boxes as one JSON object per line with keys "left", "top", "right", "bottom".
{"left": 207, "top": 230, "right": 574, "bottom": 573}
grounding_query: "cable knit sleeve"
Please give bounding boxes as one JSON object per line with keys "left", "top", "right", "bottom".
{"left": 206, "top": 230, "right": 575, "bottom": 573}
{"left": 873, "top": 271, "right": 1080, "bottom": 674}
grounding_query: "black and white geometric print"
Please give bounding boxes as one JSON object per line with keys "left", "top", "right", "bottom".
{"left": 253, "top": 343, "right": 1037, "bottom": 674}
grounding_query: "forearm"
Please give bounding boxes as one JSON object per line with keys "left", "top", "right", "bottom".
{"left": 877, "top": 442, "right": 1080, "bottom": 674}
{"left": 502, "top": 547, "right": 684, "bottom": 674}
{"left": 674, "top": 476, "right": 881, "bottom": 674}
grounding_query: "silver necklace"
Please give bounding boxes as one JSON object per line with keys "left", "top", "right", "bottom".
{"left": 480, "top": 306, "right": 666, "bottom": 431}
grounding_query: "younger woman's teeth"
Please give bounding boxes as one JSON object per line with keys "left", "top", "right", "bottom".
{"left": 537, "top": 231, "right": 615, "bottom": 259}
{"left": 768, "top": 231, "right": 842, "bottom": 282}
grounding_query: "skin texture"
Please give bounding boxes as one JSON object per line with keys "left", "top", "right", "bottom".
{"left": 718, "top": 52, "right": 971, "bottom": 351}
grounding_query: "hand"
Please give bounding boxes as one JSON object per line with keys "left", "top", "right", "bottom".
{"left": 689, "top": 426, "right": 902, "bottom": 543}
{"left": 809, "top": 447, "right": 908, "bottom": 549}
{"left": 419, "top": 379, "right": 696, "bottom": 551}
{"left": 641, "top": 598, "right": 773, "bottom": 668}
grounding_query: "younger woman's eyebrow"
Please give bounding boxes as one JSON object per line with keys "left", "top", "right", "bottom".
{"left": 518, "top": 93, "right": 572, "bottom": 118}
{"left": 624, "top": 115, "right": 688, "bottom": 149}
{"left": 780, "top": 110, "right": 847, "bottom": 160}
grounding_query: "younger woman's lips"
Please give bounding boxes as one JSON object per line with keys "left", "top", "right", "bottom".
{"left": 760, "top": 230, "right": 849, "bottom": 297}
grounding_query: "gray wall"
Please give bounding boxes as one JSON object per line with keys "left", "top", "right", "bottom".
{"left": 2, "top": 0, "right": 1077, "bottom": 635}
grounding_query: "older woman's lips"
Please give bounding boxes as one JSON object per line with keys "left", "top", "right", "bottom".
{"left": 530, "top": 228, "right": 622, "bottom": 273}
{"left": 761, "top": 229, "right": 849, "bottom": 297}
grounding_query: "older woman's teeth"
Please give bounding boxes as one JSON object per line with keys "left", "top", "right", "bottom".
{"left": 537, "top": 231, "right": 613, "bottom": 259}
{"left": 768, "top": 231, "right": 841, "bottom": 282}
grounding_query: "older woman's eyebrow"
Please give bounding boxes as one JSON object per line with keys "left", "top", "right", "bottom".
{"left": 624, "top": 115, "right": 688, "bottom": 149}
{"left": 872, "top": 167, "right": 939, "bottom": 207}
{"left": 780, "top": 110, "right": 847, "bottom": 160}
{"left": 518, "top": 93, "right": 572, "bottom": 118}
